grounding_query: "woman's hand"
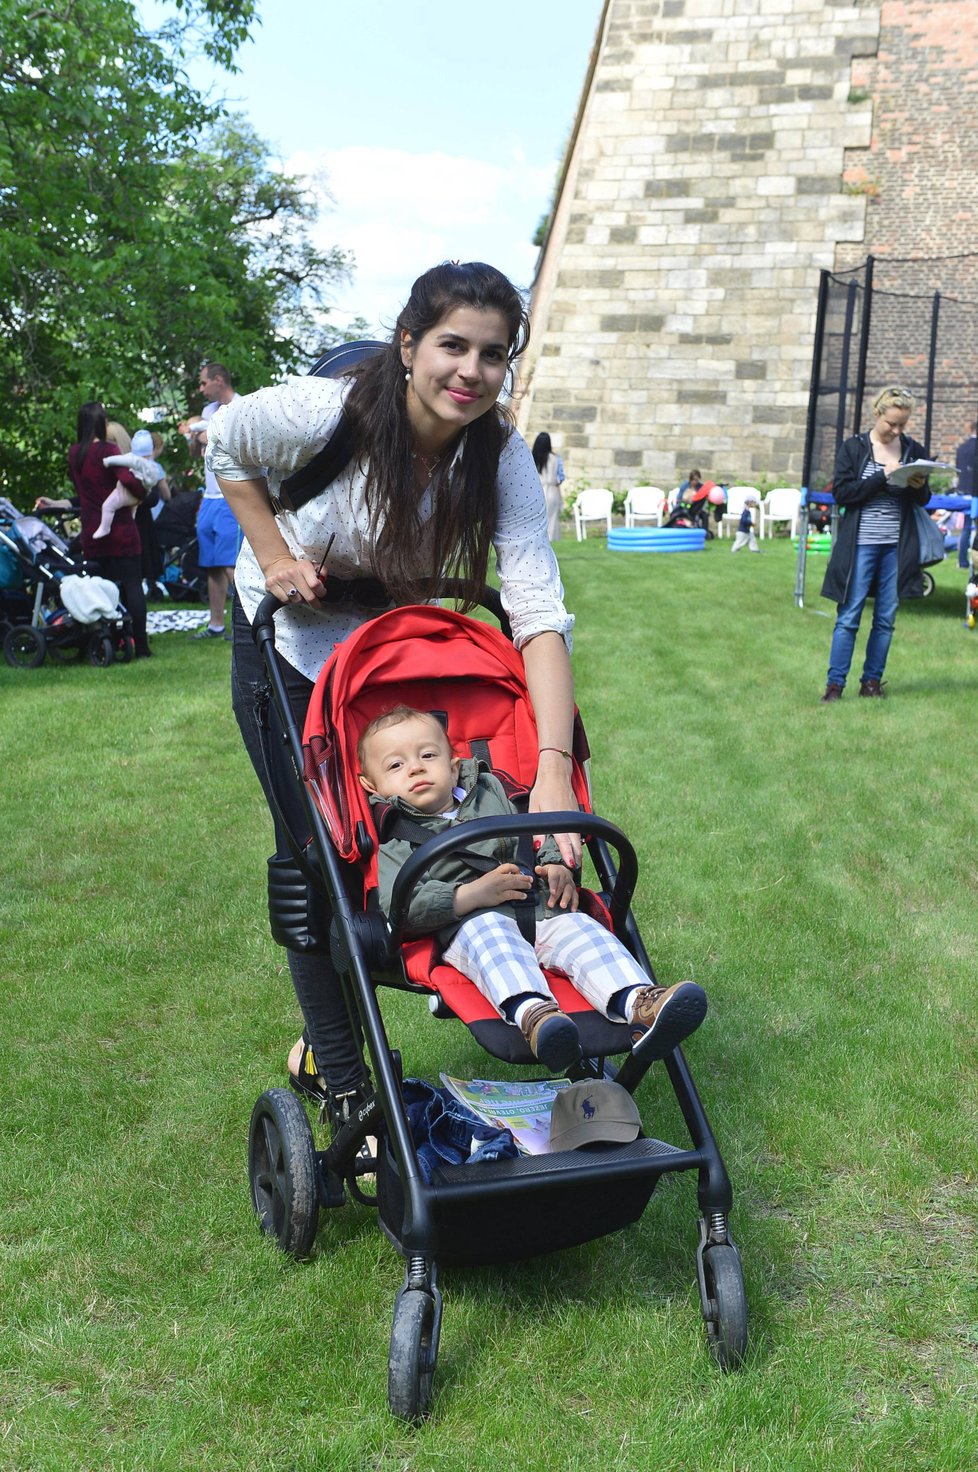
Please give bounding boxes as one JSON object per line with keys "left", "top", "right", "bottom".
{"left": 33, "top": 497, "right": 71, "bottom": 511}
{"left": 905, "top": 473, "right": 928, "bottom": 491}
{"left": 537, "top": 863, "right": 578, "bottom": 912}
{"left": 263, "top": 554, "right": 325, "bottom": 607}
{"left": 454, "top": 863, "right": 535, "bottom": 917}
{"left": 529, "top": 755, "right": 582, "bottom": 870}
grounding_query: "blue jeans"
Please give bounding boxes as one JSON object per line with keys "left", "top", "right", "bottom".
{"left": 400, "top": 1079, "right": 520, "bottom": 1181}
{"left": 958, "top": 515, "right": 973, "bottom": 570}
{"left": 827, "top": 542, "right": 899, "bottom": 688}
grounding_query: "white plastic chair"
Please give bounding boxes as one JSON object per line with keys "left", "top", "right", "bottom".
{"left": 573, "top": 488, "right": 614, "bottom": 541}
{"left": 759, "top": 487, "right": 801, "bottom": 539}
{"left": 624, "top": 486, "right": 666, "bottom": 528}
{"left": 719, "top": 486, "right": 760, "bottom": 539}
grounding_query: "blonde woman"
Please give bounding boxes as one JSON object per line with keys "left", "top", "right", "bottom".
{"left": 820, "top": 386, "right": 931, "bottom": 701}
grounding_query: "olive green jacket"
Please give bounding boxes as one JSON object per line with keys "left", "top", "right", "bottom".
{"left": 371, "top": 758, "right": 563, "bottom": 947}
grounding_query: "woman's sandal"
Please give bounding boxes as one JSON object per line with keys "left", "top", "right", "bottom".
{"left": 287, "top": 1036, "right": 330, "bottom": 1107}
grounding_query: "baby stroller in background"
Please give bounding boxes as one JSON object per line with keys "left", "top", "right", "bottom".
{"left": 664, "top": 483, "right": 717, "bottom": 537}
{"left": 245, "top": 590, "right": 746, "bottom": 1421}
{"left": 154, "top": 488, "right": 208, "bottom": 602}
{"left": 0, "top": 498, "right": 134, "bottom": 668}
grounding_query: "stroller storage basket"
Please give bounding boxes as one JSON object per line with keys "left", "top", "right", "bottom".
{"left": 376, "top": 1132, "right": 696, "bottom": 1267}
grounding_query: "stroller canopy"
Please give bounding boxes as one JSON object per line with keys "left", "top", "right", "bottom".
{"left": 302, "top": 604, "right": 590, "bottom": 868}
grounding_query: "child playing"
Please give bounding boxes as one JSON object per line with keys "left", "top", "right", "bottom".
{"left": 731, "top": 494, "right": 760, "bottom": 552}
{"left": 358, "top": 706, "right": 707, "bottom": 1073}
{"left": 96, "top": 428, "right": 167, "bottom": 540}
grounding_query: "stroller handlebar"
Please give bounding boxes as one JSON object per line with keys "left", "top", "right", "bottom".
{"left": 253, "top": 591, "right": 284, "bottom": 648}
{"left": 386, "top": 811, "right": 639, "bottom": 948}
{"left": 252, "top": 580, "right": 511, "bottom": 651}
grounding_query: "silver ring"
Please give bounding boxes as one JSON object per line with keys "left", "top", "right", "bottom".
{"left": 287, "top": 586, "right": 300, "bottom": 601}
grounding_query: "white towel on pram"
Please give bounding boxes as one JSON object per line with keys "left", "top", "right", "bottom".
{"left": 60, "top": 574, "right": 120, "bottom": 624}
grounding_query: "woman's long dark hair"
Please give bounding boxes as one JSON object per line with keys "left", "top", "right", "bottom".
{"left": 531, "top": 432, "right": 552, "bottom": 473}
{"left": 69, "top": 401, "right": 107, "bottom": 481}
{"left": 343, "top": 261, "right": 530, "bottom": 604}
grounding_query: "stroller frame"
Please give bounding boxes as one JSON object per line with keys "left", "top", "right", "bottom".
{"left": 246, "top": 588, "right": 746, "bottom": 1421}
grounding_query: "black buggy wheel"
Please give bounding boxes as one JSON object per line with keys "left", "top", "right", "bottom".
{"left": 87, "top": 632, "right": 115, "bottom": 667}
{"left": 248, "top": 1088, "right": 319, "bottom": 1259}
{"left": 388, "top": 1289, "right": 436, "bottom": 1422}
{"left": 702, "top": 1244, "right": 748, "bottom": 1371}
{"left": 921, "top": 570, "right": 935, "bottom": 597}
{"left": 113, "top": 631, "right": 135, "bottom": 663}
{"left": 3, "top": 625, "right": 46, "bottom": 669}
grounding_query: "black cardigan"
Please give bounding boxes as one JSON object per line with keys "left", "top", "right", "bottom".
{"left": 820, "top": 432, "right": 931, "bottom": 605}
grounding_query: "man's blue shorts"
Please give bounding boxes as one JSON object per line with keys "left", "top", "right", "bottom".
{"left": 196, "top": 497, "right": 241, "bottom": 569}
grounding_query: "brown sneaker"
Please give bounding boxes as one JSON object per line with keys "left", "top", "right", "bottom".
{"left": 858, "top": 678, "right": 886, "bottom": 698}
{"left": 518, "top": 999, "right": 582, "bottom": 1073}
{"left": 820, "top": 683, "right": 843, "bottom": 703}
{"left": 629, "top": 982, "right": 708, "bottom": 1062}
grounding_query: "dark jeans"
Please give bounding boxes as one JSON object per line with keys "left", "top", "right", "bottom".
{"left": 94, "top": 552, "right": 148, "bottom": 651}
{"left": 230, "top": 594, "right": 367, "bottom": 1093}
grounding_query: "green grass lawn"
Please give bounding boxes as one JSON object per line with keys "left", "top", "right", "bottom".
{"left": 1, "top": 541, "right": 976, "bottom": 1471}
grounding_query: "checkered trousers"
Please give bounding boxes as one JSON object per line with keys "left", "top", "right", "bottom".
{"left": 442, "top": 909, "right": 650, "bottom": 1017}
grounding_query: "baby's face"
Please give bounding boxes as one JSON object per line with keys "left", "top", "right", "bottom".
{"left": 359, "top": 715, "right": 459, "bottom": 814}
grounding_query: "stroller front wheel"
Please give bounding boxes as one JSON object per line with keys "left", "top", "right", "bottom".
{"left": 248, "top": 1088, "right": 319, "bottom": 1259}
{"left": 701, "top": 1244, "right": 748, "bottom": 1371}
{"left": 87, "top": 632, "right": 115, "bottom": 668}
{"left": 388, "top": 1288, "right": 436, "bottom": 1422}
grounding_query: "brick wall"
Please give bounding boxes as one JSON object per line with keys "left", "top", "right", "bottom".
{"left": 838, "top": 1, "right": 978, "bottom": 455}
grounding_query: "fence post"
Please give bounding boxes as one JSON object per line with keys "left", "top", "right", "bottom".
{"left": 834, "top": 280, "right": 858, "bottom": 452}
{"left": 925, "top": 290, "right": 940, "bottom": 455}
{"left": 796, "top": 270, "right": 831, "bottom": 608}
{"left": 852, "top": 255, "right": 874, "bottom": 436}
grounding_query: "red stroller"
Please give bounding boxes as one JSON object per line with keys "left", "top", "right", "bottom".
{"left": 246, "top": 590, "right": 746, "bottom": 1420}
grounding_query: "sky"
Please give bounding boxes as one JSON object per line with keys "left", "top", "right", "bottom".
{"left": 146, "top": 0, "right": 606, "bottom": 336}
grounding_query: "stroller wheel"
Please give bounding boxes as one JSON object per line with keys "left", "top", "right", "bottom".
{"left": 114, "top": 632, "right": 135, "bottom": 664}
{"left": 701, "top": 1244, "right": 748, "bottom": 1371}
{"left": 248, "top": 1088, "right": 319, "bottom": 1259}
{"left": 3, "top": 625, "right": 46, "bottom": 669}
{"left": 388, "top": 1288, "right": 436, "bottom": 1422}
{"left": 921, "top": 571, "right": 935, "bottom": 597}
{"left": 87, "top": 633, "right": 115, "bottom": 668}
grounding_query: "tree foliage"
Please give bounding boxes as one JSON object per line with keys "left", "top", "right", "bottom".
{"left": 0, "top": 0, "right": 351, "bottom": 501}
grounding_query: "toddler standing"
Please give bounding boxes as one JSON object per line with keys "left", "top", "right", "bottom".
{"left": 731, "top": 494, "right": 761, "bottom": 552}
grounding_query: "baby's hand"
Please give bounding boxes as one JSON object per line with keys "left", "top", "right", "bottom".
{"left": 454, "top": 863, "right": 535, "bottom": 917}
{"left": 537, "top": 864, "right": 578, "bottom": 912}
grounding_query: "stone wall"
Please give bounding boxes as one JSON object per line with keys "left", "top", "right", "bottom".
{"left": 519, "top": 0, "right": 881, "bottom": 491}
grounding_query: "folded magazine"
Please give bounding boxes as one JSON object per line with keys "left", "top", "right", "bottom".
{"left": 440, "top": 1073, "right": 574, "bottom": 1155}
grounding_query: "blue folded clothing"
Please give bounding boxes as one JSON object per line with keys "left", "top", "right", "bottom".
{"left": 401, "top": 1078, "right": 520, "bottom": 1182}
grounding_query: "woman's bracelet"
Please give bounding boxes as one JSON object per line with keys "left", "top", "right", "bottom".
{"left": 538, "top": 746, "right": 572, "bottom": 761}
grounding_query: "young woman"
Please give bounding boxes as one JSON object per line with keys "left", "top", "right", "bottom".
{"left": 820, "top": 385, "right": 931, "bottom": 702}
{"left": 531, "top": 431, "right": 566, "bottom": 541}
{"left": 208, "top": 261, "right": 579, "bottom": 1118}
{"left": 48, "top": 402, "right": 151, "bottom": 656}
